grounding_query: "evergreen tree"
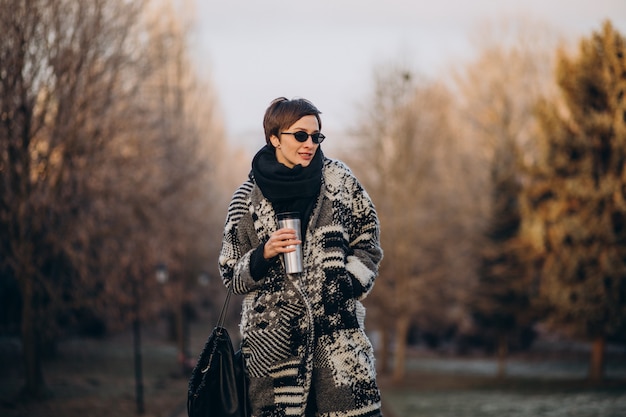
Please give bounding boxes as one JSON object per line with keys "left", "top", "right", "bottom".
{"left": 456, "top": 22, "right": 556, "bottom": 376}
{"left": 521, "top": 21, "right": 626, "bottom": 382}
{"left": 474, "top": 143, "right": 536, "bottom": 377}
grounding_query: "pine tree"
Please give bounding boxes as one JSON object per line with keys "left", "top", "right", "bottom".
{"left": 521, "top": 21, "right": 626, "bottom": 382}
{"left": 474, "top": 141, "right": 536, "bottom": 378}
{"left": 457, "top": 22, "right": 556, "bottom": 377}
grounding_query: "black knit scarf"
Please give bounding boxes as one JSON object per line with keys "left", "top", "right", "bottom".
{"left": 250, "top": 144, "right": 323, "bottom": 225}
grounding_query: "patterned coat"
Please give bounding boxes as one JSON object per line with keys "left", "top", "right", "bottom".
{"left": 219, "top": 157, "right": 383, "bottom": 417}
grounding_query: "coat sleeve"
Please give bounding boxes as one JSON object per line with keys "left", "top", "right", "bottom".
{"left": 344, "top": 170, "right": 383, "bottom": 300}
{"left": 218, "top": 181, "right": 266, "bottom": 294}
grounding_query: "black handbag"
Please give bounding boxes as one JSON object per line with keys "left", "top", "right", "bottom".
{"left": 187, "top": 289, "right": 249, "bottom": 417}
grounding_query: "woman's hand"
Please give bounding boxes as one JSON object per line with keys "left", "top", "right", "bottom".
{"left": 264, "top": 228, "right": 301, "bottom": 259}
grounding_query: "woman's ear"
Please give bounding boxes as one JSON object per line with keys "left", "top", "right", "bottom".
{"left": 270, "top": 135, "right": 281, "bottom": 148}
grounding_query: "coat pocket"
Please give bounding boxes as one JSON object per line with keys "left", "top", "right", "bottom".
{"left": 241, "top": 290, "right": 307, "bottom": 378}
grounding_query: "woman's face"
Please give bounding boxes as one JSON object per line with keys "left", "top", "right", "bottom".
{"left": 270, "top": 115, "right": 320, "bottom": 168}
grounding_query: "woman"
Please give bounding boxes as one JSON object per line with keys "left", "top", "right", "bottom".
{"left": 219, "top": 97, "right": 383, "bottom": 417}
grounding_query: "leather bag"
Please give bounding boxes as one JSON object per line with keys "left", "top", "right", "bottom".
{"left": 187, "top": 290, "right": 249, "bottom": 417}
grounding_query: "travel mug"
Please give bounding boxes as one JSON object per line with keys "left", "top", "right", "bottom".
{"left": 277, "top": 212, "right": 303, "bottom": 274}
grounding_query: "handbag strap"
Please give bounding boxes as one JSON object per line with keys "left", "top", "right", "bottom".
{"left": 200, "top": 287, "right": 233, "bottom": 374}
{"left": 216, "top": 288, "right": 233, "bottom": 329}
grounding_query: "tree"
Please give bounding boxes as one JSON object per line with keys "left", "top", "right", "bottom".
{"left": 453, "top": 17, "right": 557, "bottom": 377}
{"left": 136, "top": 0, "right": 231, "bottom": 368}
{"left": 0, "top": 0, "right": 228, "bottom": 399}
{"left": 349, "top": 64, "right": 482, "bottom": 381}
{"left": 520, "top": 20, "right": 626, "bottom": 383}
{"left": 0, "top": 0, "right": 154, "bottom": 397}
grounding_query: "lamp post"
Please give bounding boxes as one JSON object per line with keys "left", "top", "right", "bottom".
{"left": 155, "top": 264, "right": 189, "bottom": 375}
{"left": 176, "top": 277, "right": 187, "bottom": 375}
{"left": 131, "top": 274, "right": 145, "bottom": 414}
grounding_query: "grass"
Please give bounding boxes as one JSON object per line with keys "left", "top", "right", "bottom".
{"left": 0, "top": 323, "right": 190, "bottom": 417}
{"left": 382, "top": 389, "right": 626, "bottom": 417}
{"left": 378, "top": 364, "right": 626, "bottom": 417}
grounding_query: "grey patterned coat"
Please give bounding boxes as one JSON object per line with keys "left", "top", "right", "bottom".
{"left": 219, "top": 157, "right": 383, "bottom": 417}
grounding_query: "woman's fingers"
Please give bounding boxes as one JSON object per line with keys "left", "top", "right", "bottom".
{"left": 264, "top": 228, "right": 301, "bottom": 259}
{"left": 273, "top": 229, "right": 301, "bottom": 251}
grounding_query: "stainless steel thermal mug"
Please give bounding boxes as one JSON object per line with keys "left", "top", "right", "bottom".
{"left": 277, "top": 212, "right": 303, "bottom": 274}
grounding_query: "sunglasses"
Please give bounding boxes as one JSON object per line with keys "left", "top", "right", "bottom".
{"left": 281, "top": 131, "right": 326, "bottom": 144}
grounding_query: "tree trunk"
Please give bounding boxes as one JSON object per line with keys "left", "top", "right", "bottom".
{"left": 391, "top": 314, "right": 410, "bottom": 383}
{"left": 496, "top": 333, "right": 508, "bottom": 379}
{"left": 20, "top": 273, "right": 46, "bottom": 399}
{"left": 588, "top": 335, "right": 606, "bottom": 383}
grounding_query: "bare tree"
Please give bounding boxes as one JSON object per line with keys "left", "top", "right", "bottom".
{"left": 136, "top": 0, "right": 231, "bottom": 367}
{"left": 0, "top": 0, "right": 229, "bottom": 399}
{"left": 0, "top": 0, "right": 156, "bottom": 397}
{"left": 348, "top": 64, "right": 482, "bottom": 381}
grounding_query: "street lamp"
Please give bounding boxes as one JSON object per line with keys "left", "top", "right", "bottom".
{"left": 156, "top": 263, "right": 169, "bottom": 285}
{"left": 131, "top": 263, "right": 172, "bottom": 414}
{"left": 197, "top": 271, "right": 209, "bottom": 287}
{"left": 155, "top": 263, "right": 190, "bottom": 375}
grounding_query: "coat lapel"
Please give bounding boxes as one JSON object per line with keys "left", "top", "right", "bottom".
{"left": 249, "top": 184, "right": 277, "bottom": 244}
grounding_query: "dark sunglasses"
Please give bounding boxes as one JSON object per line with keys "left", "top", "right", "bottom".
{"left": 281, "top": 131, "right": 326, "bottom": 144}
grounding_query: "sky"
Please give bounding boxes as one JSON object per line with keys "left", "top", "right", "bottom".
{"left": 191, "top": 0, "right": 626, "bottom": 153}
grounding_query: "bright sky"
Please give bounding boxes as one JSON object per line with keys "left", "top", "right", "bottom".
{"left": 191, "top": 0, "right": 626, "bottom": 152}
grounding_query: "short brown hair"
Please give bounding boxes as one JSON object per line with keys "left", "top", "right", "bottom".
{"left": 263, "top": 97, "right": 322, "bottom": 146}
